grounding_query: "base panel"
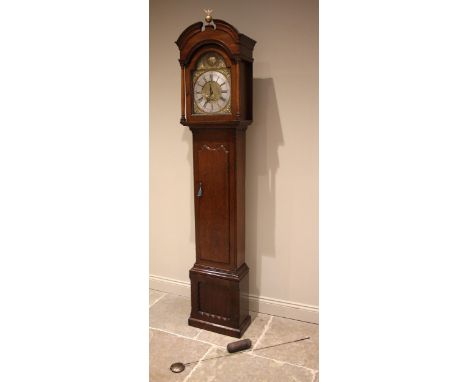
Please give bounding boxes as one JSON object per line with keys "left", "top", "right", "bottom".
{"left": 189, "top": 264, "right": 250, "bottom": 338}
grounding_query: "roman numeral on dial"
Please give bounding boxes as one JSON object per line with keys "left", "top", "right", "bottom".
{"left": 194, "top": 70, "right": 230, "bottom": 113}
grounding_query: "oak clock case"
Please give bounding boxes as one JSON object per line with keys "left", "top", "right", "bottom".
{"left": 176, "top": 19, "right": 256, "bottom": 338}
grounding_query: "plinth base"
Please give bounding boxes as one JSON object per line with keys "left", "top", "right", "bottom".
{"left": 189, "top": 314, "right": 251, "bottom": 338}
{"left": 188, "top": 263, "right": 250, "bottom": 338}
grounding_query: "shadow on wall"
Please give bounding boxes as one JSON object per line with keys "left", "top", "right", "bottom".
{"left": 246, "top": 77, "right": 284, "bottom": 299}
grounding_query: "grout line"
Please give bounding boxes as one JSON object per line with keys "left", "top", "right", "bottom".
{"left": 183, "top": 344, "right": 215, "bottom": 382}
{"left": 247, "top": 351, "right": 317, "bottom": 373}
{"left": 193, "top": 329, "right": 202, "bottom": 340}
{"left": 252, "top": 315, "right": 273, "bottom": 351}
{"left": 249, "top": 309, "right": 319, "bottom": 325}
{"left": 149, "top": 292, "right": 167, "bottom": 308}
{"left": 149, "top": 326, "right": 224, "bottom": 349}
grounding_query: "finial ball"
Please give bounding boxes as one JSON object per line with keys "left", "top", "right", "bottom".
{"left": 204, "top": 9, "right": 213, "bottom": 23}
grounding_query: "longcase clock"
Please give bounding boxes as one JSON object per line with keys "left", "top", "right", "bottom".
{"left": 176, "top": 13, "right": 256, "bottom": 338}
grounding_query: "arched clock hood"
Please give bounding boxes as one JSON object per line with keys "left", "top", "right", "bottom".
{"left": 176, "top": 19, "right": 256, "bottom": 65}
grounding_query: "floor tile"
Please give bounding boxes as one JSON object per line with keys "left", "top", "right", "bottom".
{"left": 149, "top": 289, "right": 165, "bottom": 306}
{"left": 149, "top": 329, "right": 211, "bottom": 382}
{"left": 149, "top": 294, "right": 200, "bottom": 338}
{"left": 188, "top": 346, "right": 314, "bottom": 382}
{"left": 196, "top": 312, "right": 270, "bottom": 348}
{"left": 253, "top": 316, "right": 319, "bottom": 370}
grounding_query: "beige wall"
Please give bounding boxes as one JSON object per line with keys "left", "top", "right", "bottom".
{"left": 150, "top": 0, "right": 318, "bottom": 312}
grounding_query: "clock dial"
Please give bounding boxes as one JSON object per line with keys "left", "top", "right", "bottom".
{"left": 193, "top": 70, "right": 231, "bottom": 114}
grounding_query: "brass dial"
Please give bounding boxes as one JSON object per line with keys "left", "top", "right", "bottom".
{"left": 193, "top": 70, "right": 231, "bottom": 114}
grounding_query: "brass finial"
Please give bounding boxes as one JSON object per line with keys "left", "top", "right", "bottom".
{"left": 201, "top": 9, "right": 216, "bottom": 31}
{"left": 204, "top": 9, "right": 213, "bottom": 23}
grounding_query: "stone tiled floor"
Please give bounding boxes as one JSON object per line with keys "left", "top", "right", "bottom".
{"left": 149, "top": 289, "right": 319, "bottom": 382}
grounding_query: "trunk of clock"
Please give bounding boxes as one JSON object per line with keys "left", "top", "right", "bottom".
{"left": 188, "top": 126, "right": 250, "bottom": 338}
